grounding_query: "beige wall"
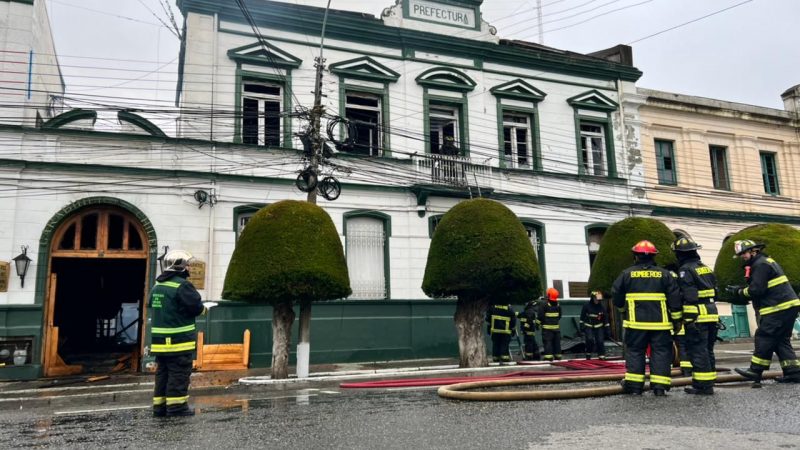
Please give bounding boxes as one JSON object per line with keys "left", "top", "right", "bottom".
{"left": 640, "top": 95, "right": 800, "bottom": 216}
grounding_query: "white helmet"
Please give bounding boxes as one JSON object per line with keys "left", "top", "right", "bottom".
{"left": 164, "top": 249, "right": 194, "bottom": 272}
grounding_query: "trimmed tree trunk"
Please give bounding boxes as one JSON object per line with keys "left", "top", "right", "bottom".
{"left": 453, "top": 296, "right": 490, "bottom": 368}
{"left": 271, "top": 301, "right": 295, "bottom": 379}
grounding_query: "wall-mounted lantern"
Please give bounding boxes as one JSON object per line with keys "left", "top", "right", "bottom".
{"left": 12, "top": 246, "right": 32, "bottom": 288}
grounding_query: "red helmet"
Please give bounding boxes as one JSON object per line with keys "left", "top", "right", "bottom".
{"left": 546, "top": 288, "right": 559, "bottom": 301}
{"left": 631, "top": 240, "right": 658, "bottom": 255}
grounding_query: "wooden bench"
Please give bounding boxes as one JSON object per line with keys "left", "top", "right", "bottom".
{"left": 193, "top": 329, "right": 250, "bottom": 371}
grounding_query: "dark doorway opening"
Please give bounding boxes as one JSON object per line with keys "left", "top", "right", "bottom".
{"left": 51, "top": 257, "right": 147, "bottom": 373}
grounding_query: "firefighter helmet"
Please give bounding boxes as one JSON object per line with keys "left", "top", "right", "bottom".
{"left": 164, "top": 249, "right": 195, "bottom": 272}
{"left": 631, "top": 240, "right": 659, "bottom": 255}
{"left": 671, "top": 236, "right": 701, "bottom": 252}
{"left": 733, "top": 239, "right": 765, "bottom": 257}
{"left": 546, "top": 288, "right": 559, "bottom": 301}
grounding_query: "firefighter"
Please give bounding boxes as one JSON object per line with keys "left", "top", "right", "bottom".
{"left": 150, "top": 250, "right": 205, "bottom": 417}
{"left": 539, "top": 288, "right": 562, "bottom": 361}
{"left": 612, "top": 240, "right": 682, "bottom": 396}
{"left": 486, "top": 302, "right": 516, "bottom": 364}
{"left": 726, "top": 240, "right": 800, "bottom": 385}
{"left": 518, "top": 298, "right": 541, "bottom": 361}
{"left": 580, "top": 291, "right": 610, "bottom": 360}
{"left": 673, "top": 237, "right": 718, "bottom": 395}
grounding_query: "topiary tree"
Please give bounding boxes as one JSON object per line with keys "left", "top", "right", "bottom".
{"left": 222, "top": 200, "right": 351, "bottom": 379}
{"left": 588, "top": 217, "right": 678, "bottom": 294}
{"left": 714, "top": 223, "right": 800, "bottom": 302}
{"left": 422, "top": 198, "right": 541, "bottom": 368}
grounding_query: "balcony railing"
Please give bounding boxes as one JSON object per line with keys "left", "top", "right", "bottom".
{"left": 413, "top": 154, "right": 493, "bottom": 188}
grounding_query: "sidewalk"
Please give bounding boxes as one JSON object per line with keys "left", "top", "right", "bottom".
{"left": 0, "top": 339, "right": 766, "bottom": 409}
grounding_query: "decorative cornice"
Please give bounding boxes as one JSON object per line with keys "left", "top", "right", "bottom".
{"left": 567, "top": 89, "right": 619, "bottom": 112}
{"left": 490, "top": 79, "right": 546, "bottom": 102}
{"left": 416, "top": 67, "right": 476, "bottom": 92}
{"left": 330, "top": 56, "right": 400, "bottom": 83}
{"left": 227, "top": 41, "right": 302, "bottom": 69}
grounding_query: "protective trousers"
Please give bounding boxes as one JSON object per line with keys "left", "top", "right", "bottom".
{"left": 154, "top": 353, "right": 193, "bottom": 415}
{"left": 523, "top": 333, "right": 540, "bottom": 360}
{"left": 491, "top": 334, "right": 512, "bottom": 362}
{"left": 542, "top": 330, "right": 561, "bottom": 361}
{"left": 624, "top": 329, "right": 672, "bottom": 391}
{"left": 584, "top": 327, "right": 606, "bottom": 357}
{"left": 685, "top": 324, "right": 716, "bottom": 388}
{"left": 674, "top": 333, "right": 692, "bottom": 375}
{"left": 749, "top": 306, "right": 800, "bottom": 375}
{"left": 704, "top": 322, "right": 718, "bottom": 370}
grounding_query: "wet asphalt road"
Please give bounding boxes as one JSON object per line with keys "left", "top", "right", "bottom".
{"left": 1, "top": 379, "right": 800, "bottom": 449}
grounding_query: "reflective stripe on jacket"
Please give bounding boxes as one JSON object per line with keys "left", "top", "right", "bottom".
{"left": 538, "top": 301, "right": 561, "bottom": 331}
{"left": 149, "top": 273, "right": 203, "bottom": 355}
{"left": 611, "top": 262, "right": 682, "bottom": 331}
{"left": 677, "top": 258, "right": 719, "bottom": 323}
{"left": 743, "top": 254, "right": 800, "bottom": 316}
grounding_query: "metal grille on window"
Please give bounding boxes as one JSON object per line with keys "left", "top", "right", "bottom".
{"left": 346, "top": 217, "right": 386, "bottom": 299}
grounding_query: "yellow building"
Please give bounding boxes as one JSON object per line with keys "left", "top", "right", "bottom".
{"left": 638, "top": 86, "right": 800, "bottom": 336}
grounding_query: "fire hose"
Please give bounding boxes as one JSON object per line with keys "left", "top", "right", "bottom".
{"left": 437, "top": 370, "right": 783, "bottom": 401}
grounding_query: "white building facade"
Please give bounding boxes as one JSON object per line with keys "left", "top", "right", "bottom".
{"left": 0, "top": 0, "right": 651, "bottom": 378}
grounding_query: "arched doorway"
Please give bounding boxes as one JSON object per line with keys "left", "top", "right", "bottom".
{"left": 43, "top": 206, "right": 150, "bottom": 376}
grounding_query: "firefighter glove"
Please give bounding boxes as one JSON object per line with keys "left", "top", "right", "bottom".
{"left": 672, "top": 321, "right": 683, "bottom": 335}
{"left": 725, "top": 285, "right": 742, "bottom": 296}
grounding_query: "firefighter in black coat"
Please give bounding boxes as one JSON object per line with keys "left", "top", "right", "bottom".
{"left": 727, "top": 240, "right": 800, "bottom": 385}
{"left": 612, "top": 240, "right": 682, "bottom": 396}
{"left": 518, "top": 299, "right": 541, "bottom": 361}
{"left": 673, "top": 237, "right": 719, "bottom": 395}
{"left": 580, "top": 291, "right": 610, "bottom": 359}
{"left": 486, "top": 302, "right": 516, "bottom": 364}
{"left": 150, "top": 250, "right": 205, "bottom": 417}
{"left": 539, "top": 288, "right": 562, "bottom": 361}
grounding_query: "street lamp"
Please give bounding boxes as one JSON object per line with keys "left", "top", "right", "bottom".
{"left": 12, "top": 246, "right": 31, "bottom": 288}
{"left": 157, "top": 245, "right": 169, "bottom": 272}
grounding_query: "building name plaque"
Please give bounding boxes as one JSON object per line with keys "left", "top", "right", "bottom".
{"left": 188, "top": 260, "right": 206, "bottom": 290}
{"left": 408, "top": 0, "right": 476, "bottom": 29}
{"left": 0, "top": 262, "right": 8, "bottom": 293}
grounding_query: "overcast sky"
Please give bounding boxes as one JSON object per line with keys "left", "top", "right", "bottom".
{"left": 45, "top": 0, "right": 799, "bottom": 117}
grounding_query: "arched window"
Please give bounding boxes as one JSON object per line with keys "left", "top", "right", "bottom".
{"left": 585, "top": 223, "right": 609, "bottom": 268}
{"left": 520, "top": 219, "right": 547, "bottom": 283}
{"left": 344, "top": 211, "right": 391, "bottom": 300}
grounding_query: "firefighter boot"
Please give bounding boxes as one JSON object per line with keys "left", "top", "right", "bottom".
{"left": 620, "top": 380, "right": 642, "bottom": 396}
{"left": 775, "top": 371, "right": 800, "bottom": 383}
{"left": 683, "top": 386, "right": 714, "bottom": 395}
{"left": 735, "top": 367, "right": 763, "bottom": 388}
{"left": 153, "top": 406, "right": 167, "bottom": 418}
{"left": 652, "top": 388, "right": 667, "bottom": 397}
{"left": 167, "top": 406, "right": 195, "bottom": 417}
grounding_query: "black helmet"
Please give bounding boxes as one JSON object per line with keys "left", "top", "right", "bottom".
{"left": 671, "top": 237, "right": 701, "bottom": 252}
{"left": 733, "top": 239, "right": 765, "bottom": 258}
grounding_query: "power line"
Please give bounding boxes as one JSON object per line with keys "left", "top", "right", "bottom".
{"left": 628, "top": 0, "right": 755, "bottom": 45}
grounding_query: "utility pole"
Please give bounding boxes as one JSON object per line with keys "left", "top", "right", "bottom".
{"left": 297, "top": 0, "right": 332, "bottom": 379}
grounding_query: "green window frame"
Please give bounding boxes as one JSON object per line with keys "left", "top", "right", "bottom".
{"left": 343, "top": 210, "right": 392, "bottom": 300}
{"left": 425, "top": 97, "right": 468, "bottom": 155}
{"left": 585, "top": 223, "right": 608, "bottom": 269}
{"left": 233, "top": 204, "right": 267, "bottom": 240}
{"left": 567, "top": 90, "right": 619, "bottom": 178}
{"left": 709, "top": 145, "right": 730, "bottom": 190}
{"left": 499, "top": 108, "right": 540, "bottom": 170}
{"left": 760, "top": 151, "right": 780, "bottom": 195}
{"left": 234, "top": 69, "right": 293, "bottom": 148}
{"left": 339, "top": 85, "right": 391, "bottom": 157}
{"left": 520, "top": 219, "right": 547, "bottom": 285}
{"left": 654, "top": 139, "right": 677, "bottom": 185}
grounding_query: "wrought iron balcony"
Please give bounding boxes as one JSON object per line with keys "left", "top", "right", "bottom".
{"left": 412, "top": 154, "right": 493, "bottom": 187}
